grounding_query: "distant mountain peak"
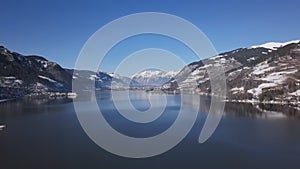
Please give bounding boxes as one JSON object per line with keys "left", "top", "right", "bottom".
{"left": 132, "top": 70, "right": 177, "bottom": 78}
{"left": 131, "top": 70, "right": 178, "bottom": 86}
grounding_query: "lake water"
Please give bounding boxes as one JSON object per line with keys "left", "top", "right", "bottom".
{"left": 0, "top": 91, "right": 299, "bottom": 169}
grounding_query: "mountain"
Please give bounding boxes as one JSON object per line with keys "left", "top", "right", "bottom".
{"left": 161, "top": 40, "right": 300, "bottom": 104}
{"left": 0, "top": 46, "right": 139, "bottom": 99}
{"left": 131, "top": 70, "right": 178, "bottom": 86}
{"left": 1, "top": 39, "right": 300, "bottom": 104}
{"left": 67, "top": 69, "right": 139, "bottom": 90}
{"left": 0, "top": 46, "right": 72, "bottom": 99}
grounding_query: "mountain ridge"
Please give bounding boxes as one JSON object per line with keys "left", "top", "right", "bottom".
{"left": 131, "top": 70, "right": 178, "bottom": 86}
{"left": 1, "top": 40, "right": 299, "bottom": 104}
{"left": 160, "top": 40, "right": 300, "bottom": 105}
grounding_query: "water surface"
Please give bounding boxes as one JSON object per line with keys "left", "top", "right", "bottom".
{"left": 0, "top": 91, "right": 299, "bottom": 169}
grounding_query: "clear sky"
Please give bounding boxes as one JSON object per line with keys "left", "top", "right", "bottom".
{"left": 1, "top": 0, "right": 300, "bottom": 74}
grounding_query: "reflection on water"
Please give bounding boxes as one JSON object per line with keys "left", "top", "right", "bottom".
{"left": 0, "top": 97, "right": 72, "bottom": 118}
{"left": 223, "top": 102, "right": 300, "bottom": 119}
{"left": 0, "top": 90, "right": 299, "bottom": 169}
{"left": 0, "top": 90, "right": 299, "bottom": 119}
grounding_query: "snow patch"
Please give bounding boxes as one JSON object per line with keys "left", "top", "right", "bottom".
{"left": 247, "top": 83, "right": 278, "bottom": 96}
{"left": 247, "top": 57, "right": 256, "bottom": 62}
{"left": 228, "top": 68, "right": 243, "bottom": 76}
{"left": 290, "top": 89, "right": 300, "bottom": 96}
{"left": 14, "top": 80, "right": 23, "bottom": 84}
{"left": 3, "top": 76, "right": 16, "bottom": 79}
{"left": 38, "top": 75, "right": 57, "bottom": 83}
{"left": 251, "top": 40, "right": 300, "bottom": 50}
{"left": 251, "top": 62, "right": 274, "bottom": 75}
{"left": 261, "top": 69, "right": 298, "bottom": 84}
{"left": 35, "top": 59, "right": 48, "bottom": 68}
{"left": 38, "top": 75, "right": 63, "bottom": 87}
{"left": 231, "top": 87, "right": 245, "bottom": 91}
{"left": 190, "top": 69, "right": 205, "bottom": 76}
{"left": 231, "top": 87, "right": 245, "bottom": 94}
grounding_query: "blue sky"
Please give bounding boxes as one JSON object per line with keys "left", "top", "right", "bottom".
{"left": 1, "top": 0, "right": 300, "bottom": 74}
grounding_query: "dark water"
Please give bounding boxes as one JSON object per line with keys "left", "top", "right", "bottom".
{"left": 0, "top": 91, "right": 299, "bottom": 169}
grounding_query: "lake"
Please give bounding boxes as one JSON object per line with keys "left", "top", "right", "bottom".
{"left": 0, "top": 91, "right": 299, "bottom": 169}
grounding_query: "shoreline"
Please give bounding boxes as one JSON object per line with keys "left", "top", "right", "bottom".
{"left": 224, "top": 99, "right": 300, "bottom": 106}
{"left": 0, "top": 92, "right": 77, "bottom": 103}
{"left": 1, "top": 89, "right": 299, "bottom": 107}
{"left": 150, "top": 89, "right": 300, "bottom": 106}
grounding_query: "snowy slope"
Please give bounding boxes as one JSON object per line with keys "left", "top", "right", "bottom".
{"left": 161, "top": 40, "right": 300, "bottom": 103}
{"left": 162, "top": 52, "right": 243, "bottom": 91}
{"left": 251, "top": 40, "right": 300, "bottom": 50}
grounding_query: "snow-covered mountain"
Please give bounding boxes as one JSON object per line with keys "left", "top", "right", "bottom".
{"left": 1, "top": 39, "right": 300, "bottom": 104}
{"left": 66, "top": 70, "right": 140, "bottom": 90}
{"left": 0, "top": 46, "right": 72, "bottom": 99}
{"left": 161, "top": 40, "right": 300, "bottom": 104}
{"left": 0, "top": 45, "right": 140, "bottom": 99}
{"left": 131, "top": 70, "right": 178, "bottom": 86}
{"left": 108, "top": 72, "right": 139, "bottom": 88}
